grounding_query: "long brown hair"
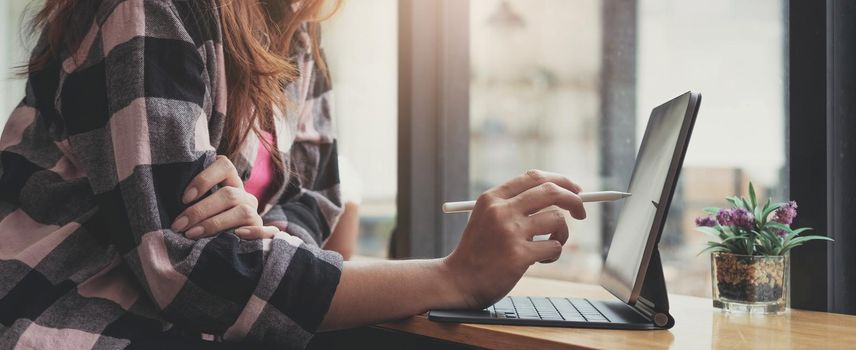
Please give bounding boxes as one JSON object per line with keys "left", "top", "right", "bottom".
{"left": 26, "top": 0, "right": 338, "bottom": 165}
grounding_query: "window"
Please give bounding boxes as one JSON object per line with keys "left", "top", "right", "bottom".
{"left": 468, "top": 0, "right": 787, "bottom": 297}
{"left": 323, "top": 0, "right": 398, "bottom": 258}
{"left": 470, "top": 0, "right": 606, "bottom": 284}
{"left": 0, "top": 1, "right": 30, "bottom": 125}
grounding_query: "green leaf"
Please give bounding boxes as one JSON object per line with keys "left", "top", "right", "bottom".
{"left": 790, "top": 236, "right": 834, "bottom": 244}
{"left": 760, "top": 199, "right": 777, "bottom": 226}
{"left": 718, "top": 225, "right": 741, "bottom": 240}
{"left": 749, "top": 181, "right": 758, "bottom": 208}
{"left": 753, "top": 204, "right": 763, "bottom": 229}
{"left": 698, "top": 245, "right": 731, "bottom": 256}
{"left": 757, "top": 230, "right": 780, "bottom": 255}
{"left": 703, "top": 207, "right": 720, "bottom": 215}
{"left": 749, "top": 182, "right": 757, "bottom": 208}
{"left": 781, "top": 230, "right": 796, "bottom": 251}
{"left": 720, "top": 235, "right": 744, "bottom": 244}
{"left": 746, "top": 236, "right": 755, "bottom": 255}
{"left": 758, "top": 238, "right": 774, "bottom": 255}
{"left": 766, "top": 222, "right": 793, "bottom": 233}
{"left": 742, "top": 198, "right": 754, "bottom": 212}
{"left": 726, "top": 196, "right": 746, "bottom": 209}
{"left": 766, "top": 239, "right": 776, "bottom": 255}
{"left": 789, "top": 227, "right": 813, "bottom": 236}
{"left": 779, "top": 235, "right": 834, "bottom": 254}
{"left": 696, "top": 227, "right": 723, "bottom": 241}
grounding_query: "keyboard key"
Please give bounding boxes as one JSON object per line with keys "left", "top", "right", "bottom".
{"left": 560, "top": 313, "right": 583, "bottom": 320}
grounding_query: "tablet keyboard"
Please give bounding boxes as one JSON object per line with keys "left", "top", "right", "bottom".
{"left": 489, "top": 296, "right": 610, "bottom": 322}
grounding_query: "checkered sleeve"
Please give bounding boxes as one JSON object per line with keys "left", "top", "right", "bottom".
{"left": 262, "top": 140, "right": 342, "bottom": 248}
{"left": 61, "top": 1, "right": 342, "bottom": 348}
{"left": 262, "top": 40, "right": 344, "bottom": 248}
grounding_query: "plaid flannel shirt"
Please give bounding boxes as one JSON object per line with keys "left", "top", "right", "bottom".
{"left": 0, "top": 0, "right": 344, "bottom": 348}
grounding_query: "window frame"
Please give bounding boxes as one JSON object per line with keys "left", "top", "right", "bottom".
{"left": 393, "top": 0, "right": 470, "bottom": 258}
{"left": 789, "top": 0, "right": 856, "bottom": 315}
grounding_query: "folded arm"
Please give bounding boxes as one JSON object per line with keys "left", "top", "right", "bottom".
{"left": 64, "top": 1, "right": 339, "bottom": 347}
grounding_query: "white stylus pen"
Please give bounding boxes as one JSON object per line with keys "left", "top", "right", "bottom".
{"left": 441, "top": 191, "right": 632, "bottom": 214}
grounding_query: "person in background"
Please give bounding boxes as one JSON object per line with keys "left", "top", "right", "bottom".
{"left": 0, "top": 0, "right": 586, "bottom": 349}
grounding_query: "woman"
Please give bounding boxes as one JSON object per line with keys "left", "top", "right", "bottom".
{"left": 0, "top": 0, "right": 586, "bottom": 349}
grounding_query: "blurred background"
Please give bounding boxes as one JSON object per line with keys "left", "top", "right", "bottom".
{"left": 1, "top": 0, "right": 786, "bottom": 298}
{"left": 323, "top": 0, "right": 786, "bottom": 297}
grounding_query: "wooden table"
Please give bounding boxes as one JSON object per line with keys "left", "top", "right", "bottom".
{"left": 377, "top": 276, "right": 856, "bottom": 349}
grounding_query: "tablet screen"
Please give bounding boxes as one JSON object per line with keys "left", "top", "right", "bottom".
{"left": 600, "top": 92, "right": 697, "bottom": 303}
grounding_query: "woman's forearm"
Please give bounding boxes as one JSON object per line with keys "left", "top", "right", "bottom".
{"left": 319, "top": 259, "right": 468, "bottom": 331}
{"left": 319, "top": 170, "right": 587, "bottom": 332}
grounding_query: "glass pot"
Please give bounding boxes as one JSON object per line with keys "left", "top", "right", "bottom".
{"left": 711, "top": 252, "right": 788, "bottom": 314}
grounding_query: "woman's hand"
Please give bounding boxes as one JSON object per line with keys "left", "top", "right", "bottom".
{"left": 320, "top": 169, "right": 587, "bottom": 330}
{"left": 171, "top": 155, "right": 278, "bottom": 240}
{"left": 442, "top": 170, "right": 586, "bottom": 309}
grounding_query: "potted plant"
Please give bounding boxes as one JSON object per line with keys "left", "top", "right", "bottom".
{"left": 695, "top": 183, "right": 833, "bottom": 314}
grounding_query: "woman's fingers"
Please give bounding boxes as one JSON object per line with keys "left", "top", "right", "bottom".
{"left": 527, "top": 239, "right": 563, "bottom": 265}
{"left": 489, "top": 169, "right": 582, "bottom": 199}
{"left": 525, "top": 210, "right": 569, "bottom": 264}
{"left": 235, "top": 226, "right": 279, "bottom": 240}
{"left": 183, "top": 155, "right": 243, "bottom": 203}
{"left": 172, "top": 187, "right": 257, "bottom": 232}
{"left": 184, "top": 204, "right": 262, "bottom": 239}
{"left": 510, "top": 182, "right": 587, "bottom": 219}
{"left": 526, "top": 210, "right": 570, "bottom": 245}
{"left": 173, "top": 155, "right": 263, "bottom": 240}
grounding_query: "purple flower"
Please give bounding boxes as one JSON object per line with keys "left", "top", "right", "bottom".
{"left": 695, "top": 216, "right": 717, "bottom": 227}
{"left": 716, "top": 208, "right": 755, "bottom": 230}
{"left": 773, "top": 201, "right": 798, "bottom": 225}
{"left": 731, "top": 208, "right": 755, "bottom": 231}
{"left": 716, "top": 209, "right": 734, "bottom": 226}
{"left": 773, "top": 228, "right": 787, "bottom": 237}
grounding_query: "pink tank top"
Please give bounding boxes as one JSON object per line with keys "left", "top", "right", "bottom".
{"left": 244, "top": 131, "right": 275, "bottom": 202}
